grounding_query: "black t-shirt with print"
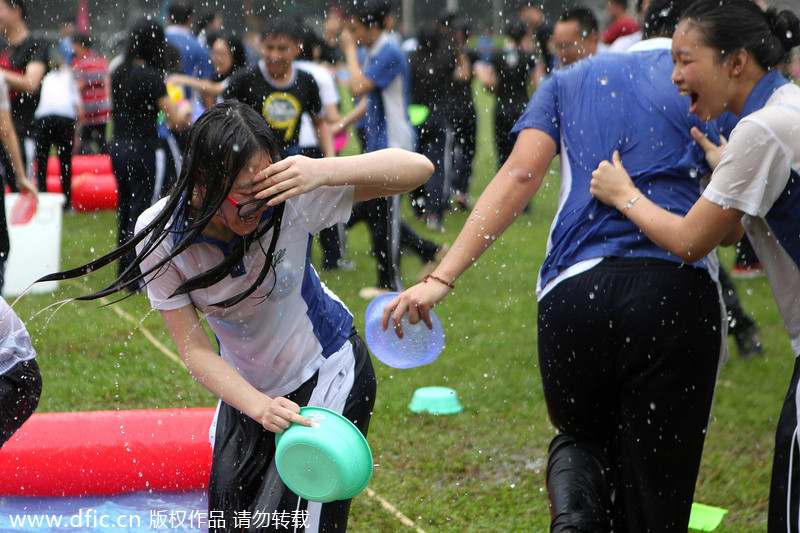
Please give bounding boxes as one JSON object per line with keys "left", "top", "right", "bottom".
{"left": 489, "top": 46, "right": 537, "bottom": 114}
{"left": 223, "top": 64, "right": 322, "bottom": 157}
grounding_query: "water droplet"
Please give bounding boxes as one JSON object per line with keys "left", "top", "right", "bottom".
{"left": 600, "top": 76, "right": 609, "bottom": 85}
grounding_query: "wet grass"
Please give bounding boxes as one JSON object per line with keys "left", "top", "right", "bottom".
{"left": 9, "top": 87, "right": 785, "bottom": 531}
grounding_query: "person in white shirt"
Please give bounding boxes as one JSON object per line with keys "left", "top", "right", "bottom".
{"left": 0, "top": 296, "right": 40, "bottom": 449}
{"left": 590, "top": 2, "right": 800, "bottom": 529}
{"left": 37, "top": 100, "right": 433, "bottom": 532}
{"left": 32, "top": 54, "right": 82, "bottom": 209}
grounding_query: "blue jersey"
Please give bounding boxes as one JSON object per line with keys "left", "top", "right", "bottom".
{"left": 165, "top": 26, "right": 212, "bottom": 80}
{"left": 512, "top": 44, "right": 721, "bottom": 295}
{"left": 362, "top": 33, "right": 414, "bottom": 152}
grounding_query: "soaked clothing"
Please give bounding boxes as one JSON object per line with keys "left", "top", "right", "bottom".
{"left": 0, "top": 359, "right": 41, "bottom": 448}
{"left": 772, "top": 358, "right": 800, "bottom": 533}
{"left": 511, "top": 40, "right": 723, "bottom": 531}
{"left": 209, "top": 332, "right": 375, "bottom": 533}
{"left": 137, "top": 185, "right": 371, "bottom": 531}
{"left": 703, "top": 72, "right": 800, "bottom": 355}
{"left": 696, "top": 70, "right": 800, "bottom": 533}
{"left": 0, "top": 296, "right": 41, "bottom": 449}
{"left": 539, "top": 258, "right": 720, "bottom": 531}
{"left": 513, "top": 40, "right": 719, "bottom": 298}
{"left": 138, "top": 186, "right": 355, "bottom": 399}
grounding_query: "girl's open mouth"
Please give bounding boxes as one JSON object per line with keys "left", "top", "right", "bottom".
{"left": 689, "top": 91, "right": 699, "bottom": 113}
{"left": 680, "top": 89, "right": 700, "bottom": 114}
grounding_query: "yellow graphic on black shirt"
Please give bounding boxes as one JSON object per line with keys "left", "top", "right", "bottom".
{"left": 262, "top": 92, "right": 302, "bottom": 141}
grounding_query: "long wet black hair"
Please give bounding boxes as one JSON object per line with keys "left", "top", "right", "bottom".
{"left": 38, "top": 101, "right": 286, "bottom": 308}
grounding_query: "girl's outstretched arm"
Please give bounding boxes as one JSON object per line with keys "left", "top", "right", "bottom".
{"left": 590, "top": 150, "right": 744, "bottom": 262}
{"left": 253, "top": 148, "right": 435, "bottom": 204}
{"left": 382, "top": 128, "right": 557, "bottom": 335}
{"left": 160, "top": 304, "right": 312, "bottom": 433}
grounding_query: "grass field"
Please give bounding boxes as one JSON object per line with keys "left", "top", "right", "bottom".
{"left": 7, "top": 87, "right": 791, "bottom": 531}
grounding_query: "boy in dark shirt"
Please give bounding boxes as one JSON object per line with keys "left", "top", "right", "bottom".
{"left": 223, "top": 17, "right": 332, "bottom": 158}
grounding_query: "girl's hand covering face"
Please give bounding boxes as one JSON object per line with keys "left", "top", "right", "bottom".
{"left": 253, "top": 155, "right": 332, "bottom": 205}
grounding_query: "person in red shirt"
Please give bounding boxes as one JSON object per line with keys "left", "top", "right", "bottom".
{"left": 0, "top": 0, "right": 47, "bottom": 191}
{"left": 602, "top": 0, "right": 641, "bottom": 45}
{"left": 71, "top": 33, "right": 111, "bottom": 155}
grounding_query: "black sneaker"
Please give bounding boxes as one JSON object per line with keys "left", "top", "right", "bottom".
{"left": 734, "top": 324, "right": 763, "bottom": 360}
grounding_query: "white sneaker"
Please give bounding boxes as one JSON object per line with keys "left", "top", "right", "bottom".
{"left": 359, "top": 286, "right": 391, "bottom": 300}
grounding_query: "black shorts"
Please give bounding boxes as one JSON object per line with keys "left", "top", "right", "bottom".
{"left": 208, "top": 331, "right": 376, "bottom": 532}
{"left": 768, "top": 354, "right": 800, "bottom": 532}
{"left": 0, "top": 358, "right": 42, "bottom": 448}
{"left": 538, "top": 257, "right": 722, "bottom": 532}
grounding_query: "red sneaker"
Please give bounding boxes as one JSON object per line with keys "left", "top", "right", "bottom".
{"left": 731, "top": 262, "right": 764, "bottom": 279}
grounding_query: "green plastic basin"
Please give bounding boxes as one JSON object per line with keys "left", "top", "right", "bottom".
{"left": 408, "top": 386, "right": 464, "bottom": 415}
{"left": 275, "top": 406, "right": 373, "bottom": 503}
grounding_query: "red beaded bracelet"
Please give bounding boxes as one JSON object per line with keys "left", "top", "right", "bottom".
{"left": 423, "top": 274, "right": 454, "bottom": 289}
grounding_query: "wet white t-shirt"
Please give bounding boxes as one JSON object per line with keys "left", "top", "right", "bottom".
{"left": 703, "top": 82, "right": 800, "bottom": 355}
{"left": 136, "top": 185, "right": 356, "bottom": 397}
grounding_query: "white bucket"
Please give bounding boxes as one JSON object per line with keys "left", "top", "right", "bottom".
{"left": 3, "top": 192, "right": 65, "bottom": 296}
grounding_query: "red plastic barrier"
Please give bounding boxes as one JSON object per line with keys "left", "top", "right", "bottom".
{"left": 42, "top": 154, "right": 118, "bottom": 211}
{"left": 71, "top": 173, "right": 118, "bottom": 211}
{"left": 0, "top": 408, "right": 214, "bottom": 496}
{"left": 46, "top": 154, "right": 113, "bottom": 177}
{"left": 46, "top": 173, "right": 118, "bottom": 211}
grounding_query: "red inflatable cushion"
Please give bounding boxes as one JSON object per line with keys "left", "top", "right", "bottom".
{"left": 42, "top": 154, "right": 118, "bottom": 211}
{"left": 46, "top": 154, "right": 113, "bottom": 177}
{"left": 0, "top": 408, "right": 214, "bottom": 497}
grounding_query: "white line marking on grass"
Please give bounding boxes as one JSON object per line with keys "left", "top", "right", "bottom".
{"left": 64, "top": 280, "right": 182, "bottom": 365}
{"left": 364, "top": 488, "right": 428, "bottom": 532}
